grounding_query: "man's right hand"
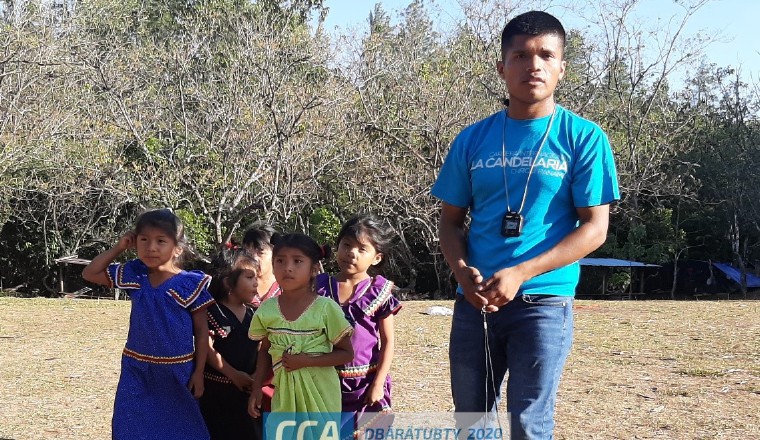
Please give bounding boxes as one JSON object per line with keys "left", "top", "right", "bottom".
{"left": 454, "top": 266, "right": 488, "bottom": 310}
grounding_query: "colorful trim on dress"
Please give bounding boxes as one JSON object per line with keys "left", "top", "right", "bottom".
{"left": 249, "top": 332, "right": 266, "bottom": 341}
{"left": 207, "top": 311, "right": 229, "bottom": 338}
{"left": 105, "top": 268, "right": 116, "bottom": 289}
{"left": 331, "top": 326, "right": 353, "bottom": 345}
{"left": 190, "top": 297, "right": 215, "bottom": 313}
{"left": 269, "top": 327, "right": 321, "bottom": 337}
{"left": 122, "top": 347, "right": 194, "bottom": 364}
{"left": 362, "top": 279, "right": 394, "bottom": 316}
{"left": 167, "top": 273, "right": 211, "bottom": 309}
{"left": 115, "top": 264, "right": 140, "bottom": 289}
{"left": 204, "top": 371, "right": 232, "bottom": 384}
{"left": 336, "top": 363, "right": 378, "bottom": 378}
{"left": 388, "top": 304, "right": 402, "bottom": 316}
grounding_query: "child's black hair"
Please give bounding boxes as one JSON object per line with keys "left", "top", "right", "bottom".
{"left": 134, "top": 208, "right": 187, "bottom": 246}
{"left": 500, "top": 10, "right": 566, "bottom": 58}
{"left": 242, "top": 223, "right": 277, "bottom": 252}
{"left": 271, "top": 233, "right": 331, "bottom": 265}
{"left": 133, "top": 209, "right": 198, "bottom": 266}
{"left": 206, "top": 247, "right": 259, "bottom": 303}
{"left": 336, "top": 214, "right": 394, "bottom": 269}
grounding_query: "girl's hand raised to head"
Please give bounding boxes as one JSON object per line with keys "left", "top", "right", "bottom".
{"left": 82, "top": 231, "right": 137, "bottom": 286}
{"left": 116, "top": 231, "right": 136, "bottom": 252}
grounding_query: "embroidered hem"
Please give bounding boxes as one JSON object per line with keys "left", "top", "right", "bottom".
{"left": 204, "top": 371, "right": 232, "bottom": 384}
{"left": 122, "top": 347, "right": 194, "bottom": 364}
{"left": 337, "top": 363, "right": 378, "bottom": 378}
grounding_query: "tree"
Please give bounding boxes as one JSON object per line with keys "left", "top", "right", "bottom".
{"left": 685, "top": 66, "right": 760, "bottom": 299}
{"left": 330, "top": 0, "right": 510, "bottom": 294}
{"left": 75, "top": 0, "right": 346, "bottom": 252}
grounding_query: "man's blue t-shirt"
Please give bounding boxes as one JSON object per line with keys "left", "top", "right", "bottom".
{"left": 431, "top": 105, "right": 620, "bottom": 296}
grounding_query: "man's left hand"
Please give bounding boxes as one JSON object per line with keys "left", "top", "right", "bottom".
{"left": 480, "top": 266, "right": 527, "bottom": 311}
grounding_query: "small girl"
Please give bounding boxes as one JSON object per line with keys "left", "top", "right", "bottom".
{"left": 201, "top": 246, "right": 261, "bottom": 440}
{"left": 242, "top": 224, "right": 281, "bottom": 306}
{"left": 316, "top": 214, "right": 402, "bottom": 432}
{"left": 247, "top": 233, "right": 354, "bottom": 417}
{"left": 82, "top": 209, "right": 214, "bottom": 440}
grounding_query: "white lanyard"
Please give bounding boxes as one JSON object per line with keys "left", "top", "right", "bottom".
{"left": 501, "top": 107, "right": 556, "bottom": 214}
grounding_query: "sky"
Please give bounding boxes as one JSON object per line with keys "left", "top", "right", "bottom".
{"left": 319, "top": 0, "right": 759, "bottom": 86}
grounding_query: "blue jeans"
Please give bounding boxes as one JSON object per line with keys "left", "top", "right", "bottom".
{"left": 449, "top": 294, "right": 574, "bottom": 440}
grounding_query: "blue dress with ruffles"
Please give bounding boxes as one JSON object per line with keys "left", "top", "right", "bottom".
{"left": 107, "top": 259, "right": 215, "bottom": 440}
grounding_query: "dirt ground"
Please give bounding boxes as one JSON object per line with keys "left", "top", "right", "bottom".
{"left": 0, "top": 298, "right": 758, "bottom": 439}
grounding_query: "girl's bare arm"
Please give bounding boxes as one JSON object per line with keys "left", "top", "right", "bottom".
{"left": 82, "top": 232, "right": 134, "bottom": 286}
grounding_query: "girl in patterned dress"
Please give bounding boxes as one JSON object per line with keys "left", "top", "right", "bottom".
{"left": 201, "top": 246, "right": 261, "bottom": 440}
{"left": 82, "top": 209, "right": 214, "bottom": 440}
{"left": 247, "top": 233, "right": 354, "bottom": 418}
{"left": 316, "top": 214, "right": 402, "bottom": 434}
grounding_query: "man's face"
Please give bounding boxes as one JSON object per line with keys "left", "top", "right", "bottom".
{"left": 497, "top": 33, "right": 566, "bottom": 110}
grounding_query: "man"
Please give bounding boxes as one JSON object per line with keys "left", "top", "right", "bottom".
{"left": 431, "top": 10, "right": 619, "bottom": 440}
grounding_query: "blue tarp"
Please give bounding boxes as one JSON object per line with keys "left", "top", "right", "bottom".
{"left": 579, "top": 258, "right": 660, "bottom": 267}
{"left": 712, "top": 262, "right": 760, "bottom": 288}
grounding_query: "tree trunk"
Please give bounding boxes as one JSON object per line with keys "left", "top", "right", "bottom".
{"left": 670, "top": 246, "right": 690, "bottom": 300}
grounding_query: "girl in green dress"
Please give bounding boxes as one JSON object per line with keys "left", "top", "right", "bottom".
{"left": 248, "top": 233, "right": 354, "bottom": 416}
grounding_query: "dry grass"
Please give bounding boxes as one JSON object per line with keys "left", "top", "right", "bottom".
{"left": 0, "top": 298, "right": 758, "bottom": 439}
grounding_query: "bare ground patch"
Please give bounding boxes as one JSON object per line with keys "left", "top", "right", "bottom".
{"left": 0, "top": 298, "right": 757, "bottom": 439}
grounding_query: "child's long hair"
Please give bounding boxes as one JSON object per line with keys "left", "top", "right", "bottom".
{"left": 135, "top": 209, "right": 186, "bottom": 245}
{"left": 336, "top": 214, "right": 394, "bottom": 270}
{"left": 206, "top": 247, "right": 259, "bottom": 303}
{"left": 272, "top": 233, "right": 331, "bottom": 265}
{"left": 134, "top": 208, "right": 191, "bottom": 265}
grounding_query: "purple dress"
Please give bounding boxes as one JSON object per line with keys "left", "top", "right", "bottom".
{"left": 316, "top": 274, "right": 401, "bottom": 422}
{"left": 107, "top": 259, "right": 215, "bottom": 440}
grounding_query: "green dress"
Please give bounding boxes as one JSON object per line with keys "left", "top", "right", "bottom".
{"left": 249, "top": 296, "right": 353, "bottom": 413}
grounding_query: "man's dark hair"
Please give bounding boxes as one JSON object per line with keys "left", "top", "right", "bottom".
{"left": 500, "top": 11, "right": 566, "bottom": 58}
{"left": 242, "top": 223, "right": 276, "bottom": 252}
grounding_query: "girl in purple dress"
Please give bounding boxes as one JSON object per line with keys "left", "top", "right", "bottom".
{"left": 82, "top": 209, "right": 214, "bottom": 440}
{"left": 316, "top": 214, "right": 402, "bottom": 435}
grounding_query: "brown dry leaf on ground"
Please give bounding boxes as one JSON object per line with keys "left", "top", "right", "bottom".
{"left": 0, "top": 298, "right": 758, "bottom": 439}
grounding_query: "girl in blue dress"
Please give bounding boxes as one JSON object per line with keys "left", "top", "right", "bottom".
{"left": 83, "top": 209, "right": 215, "bottom": 440}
